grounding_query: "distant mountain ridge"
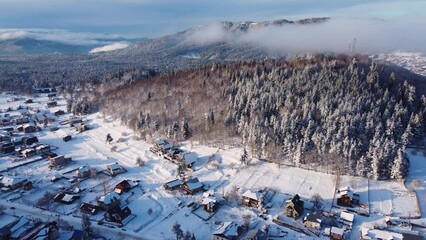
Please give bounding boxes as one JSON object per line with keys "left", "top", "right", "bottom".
{"left": 0, "top": 17, "right": 340, "bottom": 90}
{"left": 0, "top": 35, "right": 142, "bottom": 55}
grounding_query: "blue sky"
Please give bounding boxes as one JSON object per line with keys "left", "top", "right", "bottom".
{"left": 0, "top": 0, "right": 425, "bottom": 38}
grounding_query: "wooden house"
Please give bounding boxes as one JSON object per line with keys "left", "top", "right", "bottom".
{"left": 54, "top": 192, "right": 80, "bottom": 204}
{"left": 164, "top": 147, "right": 183, "bottom": 162}
{"left": 44, "top": 113, "right": 56, "bottom": 123}
{"left": 0, "top": 133, "right": 11, "bottom": 143}
{"left": 21, "top": 221, "right": 59, "bottom": 240}
{"left": 213, "top": 222, "right": 244, "bottom": 240}
{"left": 201, "top": 197, "right": 218, "bottom": 213}
{"left": 68, "top": 116, "right": 84, "bottom": 126}
{"left": 330, "top": 226, "right": 344, "bottom": 240}
{"left": 149, "top": 139, "right": 173, "bottom": 155}
{"left": 22, "top": 148, "right": 36, "bottom": 158}
{"left": 1, "top": 176, "right": 28, "bottom": 190}
{"left": 35, "top": 144, "right": 50, "bottom": 154}
{"left": 51, "top": 173, "right": 62, "bottom": 182}
{"left": 98, "top": 192, "right": 121, "bottom": 211}
{"left": 22, "top": 181, "right": 33, "bottom": 191}
{"left": 242, "top": 190, "right": 263, "bottom": 208}
{"left": 54, "top": 110, "right": 65, "bottom": 116}
{"left": 47, "top": 93, "right": 57, "bottom": 99}
{"left": 163, "top": 179, "right": 183, "bottom": 190}
{"left": 22, "top": 123, "right": 37, "bottom": 133}
{"left": 46, "top": 101, "right": 57, "bottom": 108}
{"left": 284, "top": 194, "right": 304, "bottom": 219}
{"left": 245, "top": 229, "right": 268, "bottom": 240}
{"left": 76, "top": 166, "right": 91, "bottom": 178}
{"left": 80, "top": 203, "right": 99, "bottom": 215}
{"left": 0, "top": 116, "right": 11, "bottom": 125}
{"left": 182, "top": 177, "right": 203, "bottom": 195}
{"left": 104, "top": 206, "right": 132, "bottom": 224}
{"left": 14, "top": 117, "right": 29, "bottom": 124}
{"left": 114, "top": 180, "right": 138, "bottom": 195}
{"left": 23, "top": 136, "right": 38, "bottom": 146}
{"left": 74, "top": 123, "right": 89, "bottom": 133}
{"left": 0, "top": 142, "right": 14, "bottom": 154}
{"left": 34, "top": 113, "right": 46, "bottom": 124}
{"left": 177, "top": 152, "right": 198, "bottom": 169}
{"left": 106, "top": 162, "right": 125, "bottom": 176}
{"left": 337, "top": 186, "right": 359, "bottom": 207}
{"left": 303, "top": 213, "right": 322, "bottom": 230}
{"left": 49, "top": 155, "right": 71, "bottom": 167}
{"left": 340, "top": 211, "right": 355, "bottom": 228}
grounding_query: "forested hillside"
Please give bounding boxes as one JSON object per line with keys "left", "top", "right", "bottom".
{"left": 100, "top": 55, "right": 426, "bottom": 180}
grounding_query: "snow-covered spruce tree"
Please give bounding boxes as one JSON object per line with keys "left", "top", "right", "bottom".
{"left": 81, "top": 213, "right": 93, "bottom": 239}
{"left": 100, "top": 57, "right": 425, "bottom": 180}
{"left": 241, "top": 147, "right": 248, "bottom": 165}
{"left": 172, "top": 222, "right": 184, "bottom": 240}
{"left": 181, "top": 118, "right": 190, "bottom": 139}
{"left": 390, "top": 149, "right": 409, "bottom": 180}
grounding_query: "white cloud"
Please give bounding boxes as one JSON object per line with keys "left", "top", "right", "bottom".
{"left": 0, "top": 28, "right": 138, "bottom": 45}
{"left": 89, "top": 42, "right": 129, "bottom": 53}
{"left": 0, "top": 30, "right": 26, "bottom": 41}
{"left": 185, "top": 17, "right": 426, "bottom": 54}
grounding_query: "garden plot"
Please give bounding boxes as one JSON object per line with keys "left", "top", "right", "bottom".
{"left": 406, "top": 148, "right": 426, "bottom": 224}
{"left": 369, "top": 180, "right": 419, "bottom": 217}
{"left": 223, "top": 162, "right": 336, "bottom": 211}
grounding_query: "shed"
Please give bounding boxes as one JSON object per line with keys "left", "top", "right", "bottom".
{"left": 163, "top": 179, "right": 183, "bottom": 190}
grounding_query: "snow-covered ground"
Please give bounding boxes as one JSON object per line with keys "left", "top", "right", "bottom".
{"left": 0, "top": 93, "right": 425, "bottom": 240}
{"left": 407, "top": 149, "right": 426, "bottom": 225}
{"left": 374, "top": 51, "right": 426, "bottom": 77}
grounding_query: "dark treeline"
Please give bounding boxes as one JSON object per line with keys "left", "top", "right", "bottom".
{"left": 100, "top": 55, "right": 425, "bottom": 180}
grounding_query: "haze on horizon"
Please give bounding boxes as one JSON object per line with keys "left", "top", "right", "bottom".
{"left": 0, "top": 0, "right": 425, "bottom": 38}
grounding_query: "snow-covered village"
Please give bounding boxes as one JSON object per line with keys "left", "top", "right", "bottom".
{"left": 0, "top": 83, "right": 424, "bottom": 240}
{"left": 1, "top": 1, "right": 426, "bottom": 240}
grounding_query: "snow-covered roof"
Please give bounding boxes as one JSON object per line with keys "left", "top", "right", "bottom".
{"left": 10, "top": 216, "right": 29, "bottom": 233}
{"left": 61, "top": 194, "right": 75, "bottom": 203}
{"left": 52, "top": 173, "right": 62, "bottom": 179}
{"left": 35, "top": 145, "right": 49, "bottom": 150}
{"left": 242, "top": 190, "right": 262, "bottom": 201}
{"left": 99, "top": 192, "right": 120, "bottom": 204}
{"left": 340, "top": 211, "right": 354, "bottom": 223}
{"left": 44, "top": 113, "right": 55, "bottom": 119}
{"left": 367, "top": 229, "right": 403, "bottom": 240}
{"left": 23, "top": 123, "right": 35, "bottom": 128}
{"left": 22, "top": 148, "right": 35, "bottom": 154}
{"left": 1, "top": 176, "right": 27, "bottom": 187}
{"left": 165, "top": 179, "right": 183, "bottom": 188}
{"left": 107, "top": 162, "right": 121, "bottom": 170}
{"left": 331, "top": 227, "right": 344, "bottom": 236}
{"left": 185, "top": 178, "right": 203, "bottom": 190}
{"left": 361, "top": 227, "right": 372, "bottom": 239}
{"left": 78, "top": 165, "right": 90, "bottom": 173}
{"left": 214, "top": 222, "right": 240, "bottom": 238}
{"left": 183, "top": 152, "right": 197, "bottom": 165}
{"left": 339, "top": 186, "right": 354, "bottom": 198}
{"left": 201, "top": 197, "right": 217, "bottom": 205}
{"left": 304, "top": 213, "right": 322, "bottom": 224}
{"left": 155, "top": 138, "right": 173, "bottom": 149}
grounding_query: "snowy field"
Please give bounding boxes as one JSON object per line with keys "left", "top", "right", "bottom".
{"left": 0, "top": 93, "right": 424, "bottom": 240}
{"left": 368, "top": 180, "right": 419, "bottom": 217}
{"left": 407, "top": 148, "right": 426, "bottom": 225}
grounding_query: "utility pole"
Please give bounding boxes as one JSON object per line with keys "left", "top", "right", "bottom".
{"left": 352, "top": 37, "right": 357, "bottom": 54}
